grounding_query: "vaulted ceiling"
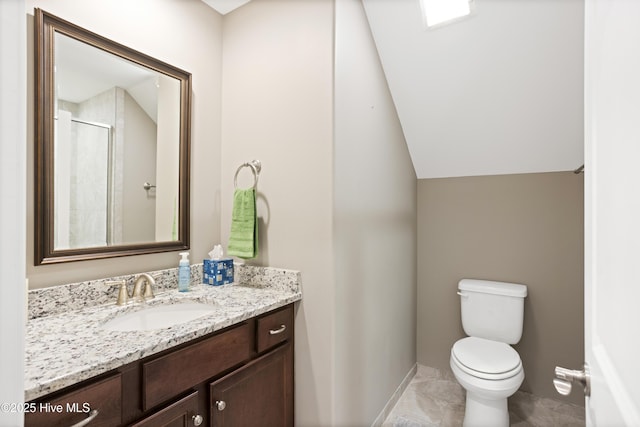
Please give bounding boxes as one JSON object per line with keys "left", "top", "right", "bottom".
{"left": 362, "top": 0, "right": 584, "bottom": 178}
{"left": 204, "top": 0, "right": 585, "bottom": 179}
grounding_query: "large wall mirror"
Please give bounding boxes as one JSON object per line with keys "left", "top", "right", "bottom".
{"left": 34, "top": 9, "right": 191, "bottom": 264}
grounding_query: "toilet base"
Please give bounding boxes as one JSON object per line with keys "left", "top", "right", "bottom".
{"left": 462, "top": 392, "right": 509, "bottom": 427}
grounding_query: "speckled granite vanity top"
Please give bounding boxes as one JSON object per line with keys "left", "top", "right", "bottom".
{"left": 25, "top": 265, "right": 301, "bottom": 401}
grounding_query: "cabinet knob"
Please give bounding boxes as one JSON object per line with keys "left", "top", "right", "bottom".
{"left": 192, "top": 414, "right": 203, "bottom": 426}
{"left": 216, "top": 400, "right": 226, "bottom": 411}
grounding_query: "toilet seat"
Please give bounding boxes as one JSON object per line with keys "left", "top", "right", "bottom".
{"left": 452, "top": 337, "right": 522, "bottom": 380}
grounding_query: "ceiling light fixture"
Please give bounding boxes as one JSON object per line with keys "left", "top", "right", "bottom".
{"left": 421, "top": 0, "right": 474, "bottom": 28}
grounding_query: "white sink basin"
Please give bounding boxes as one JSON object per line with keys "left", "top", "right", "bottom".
{"left": 102, "top": 302, "right": 216, "bottom": 331}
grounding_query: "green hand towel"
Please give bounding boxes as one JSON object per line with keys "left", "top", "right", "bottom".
{"left": 227, "top": 188, "right": 258, "bottom": 259}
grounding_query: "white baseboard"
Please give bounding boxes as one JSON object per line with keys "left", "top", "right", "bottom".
{"left": 371, "top": 363, "right": 418, "bottom": 427}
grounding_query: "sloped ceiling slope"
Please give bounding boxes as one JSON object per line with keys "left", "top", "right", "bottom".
{"left": 202, "top": 0, "right": 251, "bottom": 15}
{"left": 363, "top": 0, "right": 584, "bottom": 179}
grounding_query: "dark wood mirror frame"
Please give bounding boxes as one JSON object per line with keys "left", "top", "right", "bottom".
{"left": 34, "top": 8, "right": 191, "bottom": 265}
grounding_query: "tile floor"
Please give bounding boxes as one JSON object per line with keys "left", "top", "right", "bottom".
{"left": 382, "top": 365, "right": 585, "bottom": 427}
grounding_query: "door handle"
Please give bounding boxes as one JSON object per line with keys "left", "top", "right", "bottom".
{"left": 553, "top": 363, "right": 590, "bottom": 397}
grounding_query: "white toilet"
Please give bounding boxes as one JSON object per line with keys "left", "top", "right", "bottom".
{"left": 450, "top": 279, "right": 528, "bottom": 427}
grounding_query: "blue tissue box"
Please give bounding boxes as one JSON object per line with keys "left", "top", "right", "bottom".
{"left": 203, "top": 259, "right": 234, "bottom": 286}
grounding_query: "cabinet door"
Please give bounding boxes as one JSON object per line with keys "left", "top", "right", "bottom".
{"left": 210, "top": 342, "right": 293, "bottom": 427}
{"left": 131, "top": 391, "right": 202, "bottom": 427}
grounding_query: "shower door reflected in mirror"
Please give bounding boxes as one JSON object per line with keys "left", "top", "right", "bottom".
{"left": 54, "top": 114, "right": 112, "bottom": 249}
{"left": 35, "top": 9, "right": 191, "bottom": 264}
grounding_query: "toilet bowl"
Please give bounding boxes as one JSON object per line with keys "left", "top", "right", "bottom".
{"left": 450, "top": 337, "right": 524, "bottom": 427}
{"left": 451, "top": 279, "right": 528, "bottom": 427}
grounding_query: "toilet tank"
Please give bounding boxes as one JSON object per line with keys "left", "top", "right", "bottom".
{"left": 458, "top": 279, "right": 528, "bottom": 344}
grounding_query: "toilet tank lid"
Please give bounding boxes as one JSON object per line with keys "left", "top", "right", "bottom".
{"left": 458, "top": 279, "right": 527, "bottom": 298}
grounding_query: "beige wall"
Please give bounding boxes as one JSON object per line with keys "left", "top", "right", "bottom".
{"left": 26, "top": 0, "right": 223, "bottom": 288}
{"left": 417, "top": 172, "right": 584, "bottom": 405}
{"left": 221, "top": 0, "right": 417, "bottom": 424}
{"left": 122, "top": 91, "right": 156, "bottom": 244}
{"left": 220, "top": 1, "right": 335, "bottom": 425}
{"left": 333, "top": 0, "right": 417, "bottom": 425}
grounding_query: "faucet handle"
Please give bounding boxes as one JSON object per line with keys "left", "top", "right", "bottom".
{"left": 106, "top": 280, "right": 129, "bottom": 305}
{"left": 143, "top": 273, "right": 158, "bottom": 299}
{"left": 143, "top": 285, "right": 154, "bottom": 299}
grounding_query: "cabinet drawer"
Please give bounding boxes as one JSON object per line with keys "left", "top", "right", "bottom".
{"left": 142, "top": 322, "right": 252, "bottom": 410}
{"left": 25, "top": 373, "right": 122, "bottom": 427}
{"left": 256, "top": 304, "right": 293, "bottom": 353}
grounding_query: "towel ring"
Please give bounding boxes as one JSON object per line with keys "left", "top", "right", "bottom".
{"left": 234, "top": 160, "right": 261, "bottom": 189}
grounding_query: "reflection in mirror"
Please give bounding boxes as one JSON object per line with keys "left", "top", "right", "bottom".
{"left": 35, "top": 9, "right": 191, "bottom": 264}
{"left": 53, "top": 32, "right": 181, "bottom": 249}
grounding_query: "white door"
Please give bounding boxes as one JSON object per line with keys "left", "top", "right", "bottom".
{"left": 581, "top": 0, "right": 640, "bottom": 425}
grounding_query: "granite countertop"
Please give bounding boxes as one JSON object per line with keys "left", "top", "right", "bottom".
{"left": 25, "top": 266, "right": 301, "bottom": 401}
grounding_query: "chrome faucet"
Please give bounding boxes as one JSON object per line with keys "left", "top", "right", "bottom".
{"left": 132, "top": 273, "right": 156, "bottom": 303}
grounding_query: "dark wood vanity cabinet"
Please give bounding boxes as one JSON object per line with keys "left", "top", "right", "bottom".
{"left": 25, "top": 304, "right": 294, "bottom": 427}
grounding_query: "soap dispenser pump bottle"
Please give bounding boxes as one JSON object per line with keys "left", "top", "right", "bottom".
{"left": 178, "top": 252, "right": 190, "bottom": 292}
